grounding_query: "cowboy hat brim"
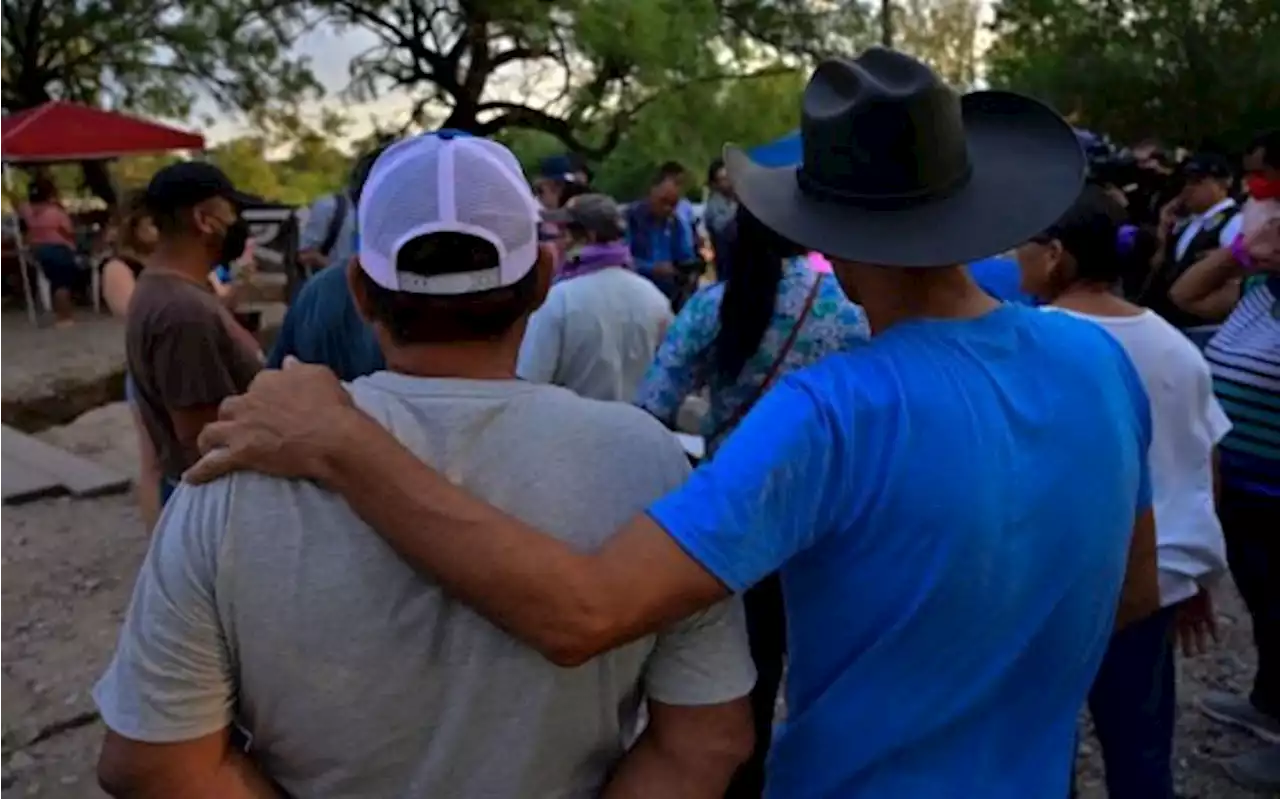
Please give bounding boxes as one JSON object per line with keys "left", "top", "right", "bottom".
{"left": 726, "top": 91, "right": 1086, "bottom": 268}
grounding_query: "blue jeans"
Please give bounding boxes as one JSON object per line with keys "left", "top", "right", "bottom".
{"left": 1083, "top": 605, "right": 1178, "bottom": 798}
{"left": 32, "top": 243, "right": 81, "bottom": 291}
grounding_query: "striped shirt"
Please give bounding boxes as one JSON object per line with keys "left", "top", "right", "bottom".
{"left": 1204, "top": 278, "right": 1280, "bottom": 496}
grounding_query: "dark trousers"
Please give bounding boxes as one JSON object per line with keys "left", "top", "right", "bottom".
{"left": 1220, "top": 486, "right": 1280, "bottom": 718}
{"left": 724, "top": 575, "right": 786, "bottom": 799}
{"left": 1084, "top": 604, "right": 1178, "bottom": 799}
{"left": 32, "top": 243, "right": 82, "bottom": 291}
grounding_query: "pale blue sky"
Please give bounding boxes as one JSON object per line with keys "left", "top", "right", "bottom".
{"left": 203, "top": 23, "right": 414, "bottom": 145}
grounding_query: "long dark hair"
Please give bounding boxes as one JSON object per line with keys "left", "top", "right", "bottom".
{"left": 114, "top": 192, "right": 155, "bottom": 256}
{"left": 713, "top": 206, "right": 808, "bottom": 379}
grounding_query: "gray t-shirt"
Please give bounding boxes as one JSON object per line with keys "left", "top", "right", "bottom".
{"left": 94, "top": 374, "right": 754, "bottom": 798}
{"left": 518, "top": 267, "right": 673, "bottom": 402}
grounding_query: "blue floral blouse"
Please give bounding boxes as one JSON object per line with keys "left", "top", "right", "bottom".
{"left": 635, "top": 257, "right": 870, "bottom": 454}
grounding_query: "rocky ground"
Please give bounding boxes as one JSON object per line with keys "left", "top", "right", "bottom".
{"left": 0, "top": 313, "right": 126, "bottom": 432}
{"left": 0, "top": 308, "right": 1273, "bottom": 797}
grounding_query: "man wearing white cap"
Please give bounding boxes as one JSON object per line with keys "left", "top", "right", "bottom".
{"left": 92, "top": 131, "right": 755, "bottom": 799}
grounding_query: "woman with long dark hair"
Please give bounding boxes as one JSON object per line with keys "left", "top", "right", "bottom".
{"left": 635, "top": 204, "right": 868, "bottom": 798}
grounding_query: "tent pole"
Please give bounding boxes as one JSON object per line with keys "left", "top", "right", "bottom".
{"left": 4, "top": 165, "right": 40, "bottom": 325}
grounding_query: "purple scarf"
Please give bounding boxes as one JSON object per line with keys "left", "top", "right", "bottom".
{"left": 555, "top": 242, "right": 633, "bottom": 283}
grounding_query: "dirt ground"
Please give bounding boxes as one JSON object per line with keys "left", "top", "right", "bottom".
{"left": 0, "top": 402, "right": 1274, "bottom": 797}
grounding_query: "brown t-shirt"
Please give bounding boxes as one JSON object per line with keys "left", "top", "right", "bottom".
{"left": 126, "top": 271, "right": 261, "bottom": 478}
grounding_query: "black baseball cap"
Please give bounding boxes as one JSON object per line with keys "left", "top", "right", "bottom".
{"left": 142, "top": 161, "right": 261, "bottom": 214}
{"left": 1180, "top": 153, "right": 1233, "bottom": 181}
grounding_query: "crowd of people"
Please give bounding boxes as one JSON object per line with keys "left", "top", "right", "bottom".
{"left": 75, "top": 46, "right": 1278, "bottom": 798}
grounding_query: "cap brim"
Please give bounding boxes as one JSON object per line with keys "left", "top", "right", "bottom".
{"left": 726, "top": 91, "right": 1087, "bottom": 268}
{"left": 225, "top": 188, "right": 273, "bottom": 210}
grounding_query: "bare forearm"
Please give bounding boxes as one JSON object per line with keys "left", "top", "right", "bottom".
{"left": 1169, "top": 248, "right": 1241, "bottom": 310}
{"left": 102, "top": 750, "right": 278, "bottom": 799}
{"left": 1115, "top": 511, "right": 1161, "bottom": 630}
{"left": 321, "top": 411, "right": 612, "bottom": 665}
{"left": 603, "top": 733, "right": 742, "bottom": 799}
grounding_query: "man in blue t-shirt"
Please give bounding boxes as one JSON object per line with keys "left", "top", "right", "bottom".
{"left": 190, "top": 51, "right": 1159, "bottom": 798}
{"left": 268, "top": 145, "right": 387, "bottom": 380}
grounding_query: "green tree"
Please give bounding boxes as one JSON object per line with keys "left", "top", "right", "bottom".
{"left": 986, "top": 0, "right": 1280, "bottom": 149}
{"left": 273, "top": 110, "right": 353, "bottom": 202}
{"left": 498, "top": 69, "right": 807, "bottom": 202}
{"left": 317, "top": 0, "right": 867, "bottom": 157}
{"left": 2, "top": 0, "right": 318, "bottom": 201}
{"left": 207, "top": 136, "right": 286, "bottom": 201}
{"left": 891, "top": 0, "right": 982, "bottom": 88}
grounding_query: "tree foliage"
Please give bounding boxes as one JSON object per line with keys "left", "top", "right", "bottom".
{"left": 987, "top": 0, "right": 1280, "bottom": 150}
{"left": 891, "top": 0, "right": 982, "bottom": 88}
{"left": 2, "top": 0, "right": 318, "bottom": 119}
{"left": 498, "top": 68, "right": 806, "bottom": 200}
{"left": 3, "top": 0, "right": 320, "bottom": 204}
{"left": 318, "top": 0, "right": 868, "bottom": 157}
{"left": 118, "top": 114, "right": 352, "bottom": 206}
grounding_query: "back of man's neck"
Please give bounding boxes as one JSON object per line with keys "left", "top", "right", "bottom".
{"left": 384, "top": 342, "right": 519, "bottom": 381}
{"left": 857, "top": 265, "right": 1000, "bottom": 334}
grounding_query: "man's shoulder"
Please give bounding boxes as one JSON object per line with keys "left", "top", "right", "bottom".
{"left": 565, "top": 267, "right": 670, "bottom": 304}
{"left": 526, "top": 383, "right": 675, "bottom": 436}
{"left": 521, "top": 384, "right": 686, "bottom": 459}
{"left": 294, "top": 263, "right": 352, "bottom": 310}
{"left": 162, "top": 470, "right": 347, "bottom": 563}
{"left": 129, "top": 275, "right": 221, "bottom": 331}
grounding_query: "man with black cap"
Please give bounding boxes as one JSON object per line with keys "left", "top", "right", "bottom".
{"left": 96, "top": 132, "right": 752, "bottom": 799}
{"left": 1143, "top": 153, "right": 1243, "bottom": 336}
{"left": 188, "top": 49, "right": 1158, "bottom": 797}
{"left": 127, "top": 161, "right": 263, "bottom": 507}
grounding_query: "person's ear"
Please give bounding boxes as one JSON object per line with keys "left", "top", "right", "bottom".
{"left": 1044, "top": 239, "right": 1073, "bottom": 291}
{"left": 191, "top": 199, "right": 222, "bottom": 236}
{"left": 346, "top": 258, "right": 375, "bottom": 323}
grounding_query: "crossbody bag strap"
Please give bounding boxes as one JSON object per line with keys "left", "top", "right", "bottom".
{"left": 708, "top": 275, "right": 823, "bottom": 444}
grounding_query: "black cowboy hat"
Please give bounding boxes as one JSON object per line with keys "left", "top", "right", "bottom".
{"left": 726, "top": 48, "right": 1086, "bottom": 268}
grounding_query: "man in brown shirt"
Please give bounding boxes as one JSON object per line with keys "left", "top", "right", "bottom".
{"left": 127, "top": 162, "right": 263, "bottom": 506}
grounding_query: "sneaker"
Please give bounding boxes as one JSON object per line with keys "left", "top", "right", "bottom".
{"left": 1222, "top": 745, "right": 1280, "bottom": 791}
{"left": 1200, "top": 692, "right": 1280, "bottom": 743}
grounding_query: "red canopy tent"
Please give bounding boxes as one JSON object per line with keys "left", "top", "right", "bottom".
{"left": 2, "top": 101, "right": 206, "bottom": 322}
{"left": 2, "top": 100, "right": 205, "bottom": 162}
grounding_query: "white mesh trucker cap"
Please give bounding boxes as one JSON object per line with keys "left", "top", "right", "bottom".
{"left": 357, "top": 130, "right": 541, "bottom": 295}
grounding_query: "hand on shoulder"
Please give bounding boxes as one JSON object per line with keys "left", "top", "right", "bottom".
{"left": 186, "top": 358, "right": 360, "bottom": 485}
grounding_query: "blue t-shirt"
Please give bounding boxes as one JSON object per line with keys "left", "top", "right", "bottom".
{"left": 649, "top": 305, "right": 1152, "bottom": 799}
{"left": 267, "top": 263, "right": 384, "bottom": 381}
{"left": 969, "top": 256, "right": 1037, "bottom": 305}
